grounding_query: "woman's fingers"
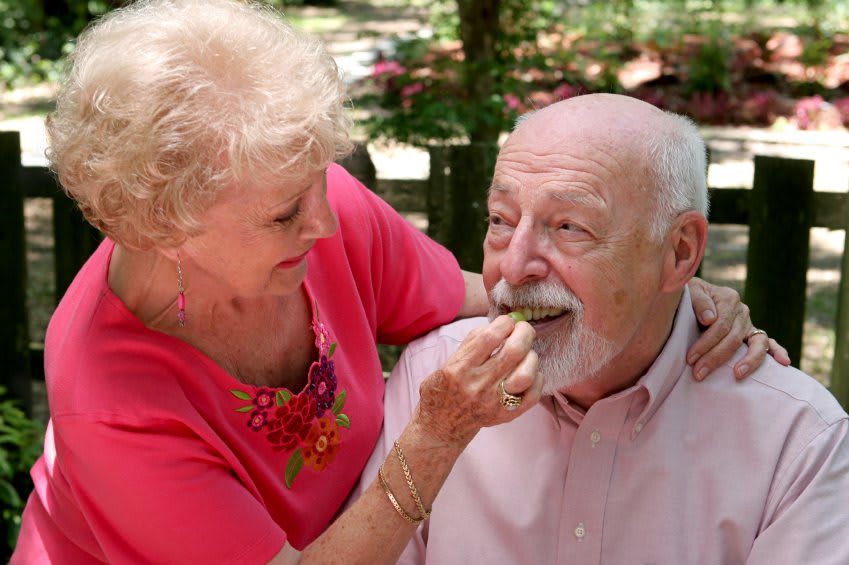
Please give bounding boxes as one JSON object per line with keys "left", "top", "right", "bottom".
{"left": 732, "top": 334, "right": 792, "bottom": 379}
{"left": 688, "top": 276, "right": 720, "bottom": 326}
{"left": 767, "top": 338, "right": 791, "bottom": 366}
{"left": 732, "top": 330, "right": 768, "bottom": 380}
{"left": 453, "top": 315, "right": 523, "bottom": 367}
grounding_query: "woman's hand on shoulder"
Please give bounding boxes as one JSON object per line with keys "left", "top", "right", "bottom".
{"left": 686, "top": 277, "right": 791, "bottom": 381}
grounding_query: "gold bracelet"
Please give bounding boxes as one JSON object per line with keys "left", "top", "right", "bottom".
{"left": 393, "top": 440, "right": 431, "bottom": 520}
{"left": 378, "top": 463, "right": 423, "bottom": 524}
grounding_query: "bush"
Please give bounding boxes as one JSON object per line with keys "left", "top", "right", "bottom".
{"left": 0, "top": 387, "right": 44, "bottom": 558}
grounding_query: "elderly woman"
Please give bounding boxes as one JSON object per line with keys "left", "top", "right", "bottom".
{"left": 13, "top": 0, "right": 785, "bottom": 563}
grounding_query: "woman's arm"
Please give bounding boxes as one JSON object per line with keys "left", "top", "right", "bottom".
{"left": 273, "top": 315, "right": 541, "bottom": 565}
{"left": 455, "top": 271, "right": 488, "bottom": 319}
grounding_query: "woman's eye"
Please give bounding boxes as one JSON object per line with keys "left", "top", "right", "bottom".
{"left": 275, "top": 205, "right": 302, "bottom": 226}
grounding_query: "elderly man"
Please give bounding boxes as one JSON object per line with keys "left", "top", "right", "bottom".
{"left": 362, "top": 94, "right": 849, "bottom": 564}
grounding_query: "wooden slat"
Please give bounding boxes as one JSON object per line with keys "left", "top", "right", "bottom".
{"left": 0, "top": 131, "right": 32, "bottom": 413}
{"left": 744, "top": 156, "right": 815, "bottom": 365}
{"left": 831, "top": 184, "right": 849, "bottom": 410}
{"left": 20, "top": 166, "right": 61, "bottom": 198}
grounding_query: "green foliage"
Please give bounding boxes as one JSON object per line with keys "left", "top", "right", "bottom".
{"left": 0, "top": 387, "right": 44, "bottom": 556}
{"left": 686, "top": 22, "right": 734, "bottom": 94}
{"left": 799, "top": 37, "right": 831, "bottom": 68}
{"left": 0, "top": 0, "right": 111, "bottom": 89}
{"left": 358, "top": 0, "right": 849, "bottom": 143}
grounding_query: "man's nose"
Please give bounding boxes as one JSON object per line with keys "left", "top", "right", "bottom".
{"left": 499, "top": 221, "right": 549, "bottom": 286}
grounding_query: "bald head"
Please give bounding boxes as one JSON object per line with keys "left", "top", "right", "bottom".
{"left": 507, "top": 94, "right": 708, "bottom": 239}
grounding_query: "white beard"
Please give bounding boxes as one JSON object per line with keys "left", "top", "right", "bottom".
{"left": 489, "top": 279, "right": 619, "bottom": 395}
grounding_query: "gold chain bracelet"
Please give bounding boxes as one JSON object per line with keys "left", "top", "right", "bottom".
{"left": 378, "top": 463, "right": 424, "bottom": 524}
{"left": 393, "top": 440, "right": 431, "bottom": 520}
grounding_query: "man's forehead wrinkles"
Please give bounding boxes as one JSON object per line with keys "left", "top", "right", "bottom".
{"left": 488, "top": 180, "right": 604, "bottom": 210}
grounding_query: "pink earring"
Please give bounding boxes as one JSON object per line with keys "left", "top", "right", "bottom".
{"left": 176, "top": 255, "right": 186, "bottom": 327}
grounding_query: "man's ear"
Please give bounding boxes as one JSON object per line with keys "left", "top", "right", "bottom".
{"left": 661, "top": 211, "right": 708, "bottom": 293}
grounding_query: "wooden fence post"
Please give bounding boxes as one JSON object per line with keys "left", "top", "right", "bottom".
{"left": 0, "top": 131, "right": 32, "bottom": 413}
{"left": 743, "top": 155, "right": 815, "bottom": 366}
{"left": 427, "top": 145, "right": 448, "bottom": 247}
{"left": 829, "top": 180, "right": 849, "bottom": 410}
{"left": 52, "top": 193, "right": 101, "bottom": 303}
{"left": 427, "top": 143, "right": 498, "bottom": 271}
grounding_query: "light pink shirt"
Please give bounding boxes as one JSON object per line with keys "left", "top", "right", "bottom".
{"left": 363, "top": 288, "right": 849, "bottom": 565}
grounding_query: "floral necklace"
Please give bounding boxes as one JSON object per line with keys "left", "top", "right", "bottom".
{"left": 229, "top": 305, "right": 351, "bottom": 488}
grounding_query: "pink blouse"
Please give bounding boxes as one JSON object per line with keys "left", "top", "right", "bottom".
{"left": 13, "top": 164, "right": 465, "bottom": 564}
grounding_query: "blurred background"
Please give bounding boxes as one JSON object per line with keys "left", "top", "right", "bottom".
{"left": 1, "top": 0, "right": 848, "bottom": 556}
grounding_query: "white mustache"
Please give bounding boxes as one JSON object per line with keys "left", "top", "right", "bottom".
{"left": 489, "top": 279, "right": 583, "bottom": 313}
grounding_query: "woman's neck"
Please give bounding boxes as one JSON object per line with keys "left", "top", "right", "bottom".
{"left": 108, "top": 243, "right": 314, "bottom": 389}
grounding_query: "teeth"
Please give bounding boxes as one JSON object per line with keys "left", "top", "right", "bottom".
{"left": 510, "top": 306, "right": 566, "bottom": 321}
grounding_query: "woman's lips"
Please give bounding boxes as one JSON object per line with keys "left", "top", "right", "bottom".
{"left": 276, "top": 251, "right": 309, "bottom": 269}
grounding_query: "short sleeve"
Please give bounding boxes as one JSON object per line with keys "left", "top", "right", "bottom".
{"left": 327, "top": 164, "right": 465, "bottom": 345}
{"left": 54, "top": 414, "right": 286, "bottom": 565}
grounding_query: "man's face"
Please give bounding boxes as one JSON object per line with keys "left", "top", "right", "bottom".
{"left": 482, "top": 109, "right": 666, "bottom": 394}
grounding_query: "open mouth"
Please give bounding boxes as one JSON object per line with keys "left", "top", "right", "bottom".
{"left": 499, "top": 305, "right": 569, "bottom": 326}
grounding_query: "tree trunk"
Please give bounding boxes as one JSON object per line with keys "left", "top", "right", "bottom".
{"left": 456, "top": 0, "right": 502, "bottom": 144}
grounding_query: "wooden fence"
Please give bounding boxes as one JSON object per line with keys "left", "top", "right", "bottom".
{"left": 3, "top": 132, "right": 849, "bottom": 413}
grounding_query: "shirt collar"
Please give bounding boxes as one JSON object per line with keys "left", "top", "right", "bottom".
{"left": 631, "top": 286, "right": 700, "bottom": 428}
{"left": 546, "top": 287, "right": 699, "bottom": 429}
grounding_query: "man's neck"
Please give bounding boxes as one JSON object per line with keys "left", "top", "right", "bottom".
{"left": 561, "top": 291, "right": 682, "bottom": 411}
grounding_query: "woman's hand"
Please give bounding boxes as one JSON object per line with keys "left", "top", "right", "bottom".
{"left": 687, "top": 277, "right": 791, "bottom": 381}
{"left": 413, "top": 314, "right": 542, "bottom": 449}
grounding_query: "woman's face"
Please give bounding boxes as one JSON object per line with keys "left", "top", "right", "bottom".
{"left": 181, "top": 168, "right": 337, "bottom": 299}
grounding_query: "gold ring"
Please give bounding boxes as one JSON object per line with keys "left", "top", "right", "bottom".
{"left": 498, "top": 380, "right": 523, "bottom": 411}
{"left": 746, "top": 328, "right": 767, "bottom": 342}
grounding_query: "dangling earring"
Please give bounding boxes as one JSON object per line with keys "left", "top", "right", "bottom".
{"left": 176, "top": 254, "right": 186, "bottom": 328}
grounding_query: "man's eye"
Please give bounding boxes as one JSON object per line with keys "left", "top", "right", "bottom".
{"left": 489, "top": 215, "right": 506, "bottom": 226}
{"left": 561, "top": 223, "right": 581, "bottom": 231}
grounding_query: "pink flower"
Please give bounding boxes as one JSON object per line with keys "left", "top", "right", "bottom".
{"left": 247, "top": 410, "right": 268, "bottom": 432}
{"left": 835, "top": 98, "right": 849, "bottom": 127}
{"left": 312, "top": 320, "right": 330, "bottom": 356}
{"left": 401, "top": 82, "right": 425, "bottom": 98}
{"left": 372, "top": 59, "right": 405, "bottom": 78}
{"left": 795, "top": 96, "right": 825, "bottom": 130}
{"left": 253, "top": 388, "right": 275, "bottom": 409}
{"left": 503, "top": 94, "right": 521, "bottom": 110}
{"left": 553, "top": 83, "right": 580, "bottom": 101}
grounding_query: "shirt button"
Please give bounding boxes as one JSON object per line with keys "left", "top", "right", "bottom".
{"left": 634, "top": 422, "right": 644, "bottom": 434}
{"left": 574, "top": 523, "right": 587, "bottom": 539}
{"left": 590, "top": 430, "right": 602, "bottom": 446}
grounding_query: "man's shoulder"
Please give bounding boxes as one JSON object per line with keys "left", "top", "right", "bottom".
{"left": 697, "top": 348, "right": 849, "bottom": 429}
{"left": 406, "top": 317, "right": 489, "bottom": 355}
{"left": 393, "top": 318, "right": 489, "bottom": 386}
{"left": 746, "top": 357, "right": 848, "bottom": 425}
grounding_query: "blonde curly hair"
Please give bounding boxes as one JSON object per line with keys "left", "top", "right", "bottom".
{"left": 48, "top": 0, "right": 353, "bottom": 250}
